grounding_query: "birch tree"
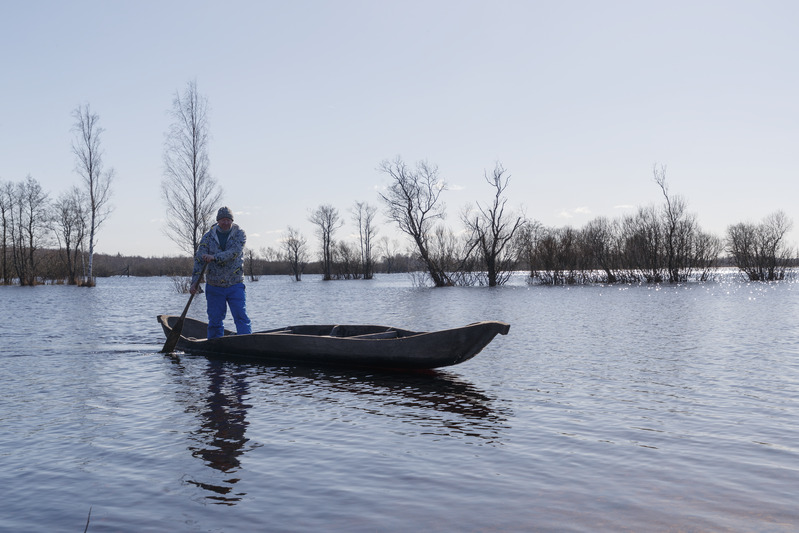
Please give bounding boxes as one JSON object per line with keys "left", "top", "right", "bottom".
{"left": 72, "top": 103, "right": 114, "bottom": 286}
{"left": 162, "top": 80, "right": 222, "bottom": 256}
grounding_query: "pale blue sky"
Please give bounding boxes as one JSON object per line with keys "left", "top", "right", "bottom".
{"left": 1, "top": 0, "right": 797, "bottom": 257}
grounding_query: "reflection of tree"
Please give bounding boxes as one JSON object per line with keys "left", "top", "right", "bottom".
{"left": 184, "top": 359, "right": 253, "bottom": 505}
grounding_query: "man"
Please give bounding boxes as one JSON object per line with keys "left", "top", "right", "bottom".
{"left": 190, "top": 206, "right": 252, "bottom": 339}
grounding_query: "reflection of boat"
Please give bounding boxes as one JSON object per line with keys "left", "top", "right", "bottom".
{"left": 165, "top": 356, "right": 509, "bottom": 505}
{"left": 265, "top": 365, "right": 509, "bottom": 432}
{"left": 157, "top": 315, "right": 510, "bottom": 369}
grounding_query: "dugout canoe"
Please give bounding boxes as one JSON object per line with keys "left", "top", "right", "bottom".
{"left": 156, "top": 315, "right": 510, "bottom": 369}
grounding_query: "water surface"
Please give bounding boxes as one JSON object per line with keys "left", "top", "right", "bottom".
{"left": 2, "top": 274, "right": 797, "bottom": 531}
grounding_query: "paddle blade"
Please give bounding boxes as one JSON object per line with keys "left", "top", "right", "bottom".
{"left": 160, "top": 317, "right": 186, "bottom": 353}
{"left": 161, "top": 261, "right": 205, "bottom": 353}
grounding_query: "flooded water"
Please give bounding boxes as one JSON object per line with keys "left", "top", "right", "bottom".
{"left": 2, "top": 273, "right": 798, "bottom": 532}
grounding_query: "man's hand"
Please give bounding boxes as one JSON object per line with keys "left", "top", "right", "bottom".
{"left": 202, "top": 254, "right": 215, "bottom": 263}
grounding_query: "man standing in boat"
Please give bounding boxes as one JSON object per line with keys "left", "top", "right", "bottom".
{"left": 189, "top": 206, "right": 252, "bottom": 339}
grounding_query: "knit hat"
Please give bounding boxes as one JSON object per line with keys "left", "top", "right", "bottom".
{"left": 216, "top": 206, "right": 234, "bottom": 221}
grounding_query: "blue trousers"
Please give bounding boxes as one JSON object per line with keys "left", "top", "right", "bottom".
{"left": 205, "top": 283, "right": 252, "bottom": 339}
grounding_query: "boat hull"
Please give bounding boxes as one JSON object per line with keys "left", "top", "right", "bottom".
{"left": 156, "top": 315, "right": 509, "bottom": 369}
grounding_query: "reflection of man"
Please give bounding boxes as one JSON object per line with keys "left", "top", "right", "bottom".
{"left": 195, "top": 361, "right": 251, "bottom": 471}
{"left": 187, "top": 360, "right": 251, "bottom": 503}
{"left": 190, "top": 207, "right": 252, "bottom": 339}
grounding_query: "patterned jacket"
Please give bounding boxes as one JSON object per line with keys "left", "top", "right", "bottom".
{"left": 191, "top": 223, "right": 246, "bottom": 287}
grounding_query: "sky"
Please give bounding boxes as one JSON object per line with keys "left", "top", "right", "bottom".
{"left": 1, "top": 0, "right": 797, "bottom": 257}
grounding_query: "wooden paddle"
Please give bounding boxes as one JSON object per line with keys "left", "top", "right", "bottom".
{"left": 161, "top": 262, "right": 208, "bottom": 353}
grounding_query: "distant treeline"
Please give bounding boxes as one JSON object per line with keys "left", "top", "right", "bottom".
{"left": 0, "top": 248, "right": 422, "bottom": 284}
{"left": 0, "top": 240, "right": 794, "bottom": 287}
{"left": 90, "top": 251, "right": 421, "bottom": 279}
{"left": 2, "top": 160, "right": 795, "bottom": 287}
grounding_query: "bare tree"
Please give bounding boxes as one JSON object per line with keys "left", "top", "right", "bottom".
{"left": 761, "top": 211, "right": 794, "bottom": 278}
{"left": 727, "top": 211, "right": 793, "bottom": 281}
{"left": 377, "top": 236, "right": 402, "bottom": 273}
{"left": 162, "top": 80, "right": 222, "bottom": 256}
{"left": 245, "top": 247, "right": 259, "bottom": 281}
{"left": 692, "top": 230, "right": 722, "bottom": 281}
{"left": 654, "top": 165, "right": 698, "bottom": 282}
{"left": 8, "top": 176, "right": 50, "bottom": 285}
{"left": 52, "top": 186, "right": 87, "bottom": 284}
{"left": 463, "top": 163, "right": 525, "bottom": 286}
{"left": 259, "top": 246, "right": 281, "bottom": 262}
{"left": 528, "top": 226, "right": 583, "bottom": 285}
{"left": 352, "top": 201, "right": 378, "bottom": 279}
{"left": 283, "top": 226, "right": 308, "bottom": 281}
{"left": 580, "top": 216, "right": 621, "bottom": 283}
{"left": 309, "top": 204, "right": 342, "bottom": 281}
{"left": 620, "top": 205, "right": 664, "bottom": 283}
{"left": 332, "top": 240, "right": 361, "bottom": 279}
{"left": 515, "top": 218, "right": 543, "bottom": 277}
{"left": 72, "top": 103, "right": 114, "bottom": 286}
{"left": 258, "top": 245, "right": 283, "bottom": 275}
{"left": 378, "top": 157, "right": 452, "bottom": 286}
{"left": 430, "top": 224, "right": 480, "bottom": 286}
{"left": 0, "top": 180, "right": 12, "bottom": 284}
